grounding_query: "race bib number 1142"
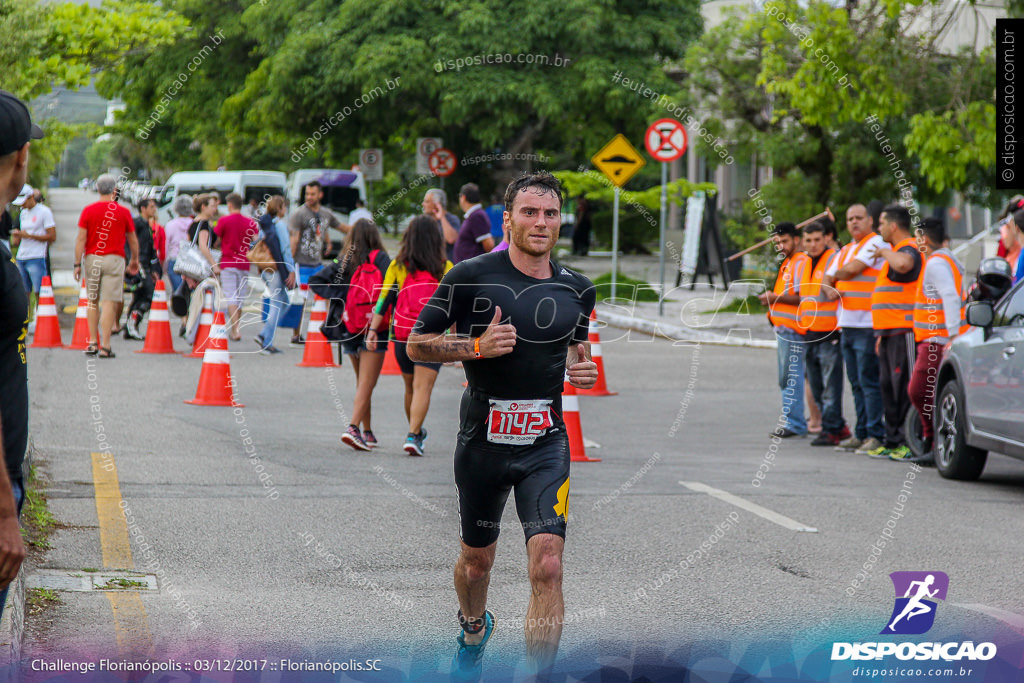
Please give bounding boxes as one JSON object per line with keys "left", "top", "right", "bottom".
{"left": 487, "top": 399, "right": 553, "bottom": 445}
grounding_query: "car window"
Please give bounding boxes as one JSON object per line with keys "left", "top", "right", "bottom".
{"left": 994, "top": 283, "right": 1024, "bottom": 328}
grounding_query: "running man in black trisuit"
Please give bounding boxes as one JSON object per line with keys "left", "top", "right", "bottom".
{"left": 408, "top": 172, "right": 597, "bottom": 678}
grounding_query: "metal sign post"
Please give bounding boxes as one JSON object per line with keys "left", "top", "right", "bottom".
{"left": 659, "top": 163, "right": 667, "bottom": 315}
{"left": 612, "top": 188, "right": 620, "bottom": 301}
{"left": 644, "top": 119, "right": 688, "bottom": 316}
{"left": 591, "top": 134, "right": 645, "bottom": 303}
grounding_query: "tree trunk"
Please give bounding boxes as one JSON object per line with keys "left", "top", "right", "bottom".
{"left": 491, "top": 119, "right": 546, "bottom": 189}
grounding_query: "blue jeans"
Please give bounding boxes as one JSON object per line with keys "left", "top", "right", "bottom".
{"left": 806, "top": 336, "right": 846, "bottom": 434}
{"left": 166, "top": 258, "right": 182, "bottom": 294}
{"left": 841, "top": 327, "right": 885, "bottom": 440}
{"left": 260, "top": 271, "right": 289, "bottom": 348}
{"left": 16, "top": 257, "right": 47, "bottom": 293}
{"left": 776, "top": 328, "right": 806, "bottom": 434}
{"left": 0, "top": 477, "right": 25, "bottom": 623}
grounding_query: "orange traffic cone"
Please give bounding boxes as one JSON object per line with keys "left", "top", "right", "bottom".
{"left": 297, "top": 295, "right": 338, "bottom": 367}
{"left": 563, "top": 376, "right": 599, "bottom": 462}
{"left": 187, "top": 290, "right": 214, "bottom": 358}
{"left": 67, "top": 280, "right": 91, "bottom": 350}
{"left": 185, "top": 310, "right": 243, "bottom": 407}
{"left": 137, "top": 281, "right": 175, "bottom": 354}
{"left": 30, "top": 276, "right": 64, "bottom": 348}
{"left": 380, "top": 343, "right": 402, "bottom": 375}
{"left": 578, "top": 311, "right": 617, "bottom": 396}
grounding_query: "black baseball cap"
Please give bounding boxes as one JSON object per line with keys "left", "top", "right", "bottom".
{"left": 0, "top": 91, "right": 44, "bottom": 156}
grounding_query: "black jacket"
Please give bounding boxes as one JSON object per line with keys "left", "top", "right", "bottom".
{"left": 258, "top": 214, "right": 294, "bottom": 278}
{"left": 132, "top": 217, "right": 163, "bottom": 278}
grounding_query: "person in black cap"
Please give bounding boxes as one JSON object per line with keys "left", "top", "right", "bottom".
{"left": 0, "top": 89, "right": 42, "bottom": 621}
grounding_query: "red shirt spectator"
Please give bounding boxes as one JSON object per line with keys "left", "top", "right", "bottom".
{"left": 214, "top": 212, "right": 258, "bottom": 270}
{"left": 78, "top": 200, "right": 135, "bottom": 256}
{"left": 151, "top": 219, "right": 167, "bottom": 265}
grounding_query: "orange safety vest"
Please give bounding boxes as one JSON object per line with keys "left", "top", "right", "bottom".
{"left": 769, "top": 252, "right": 809, "bottom": 332}
{"left": 870, "top": 236, "right": 921, "bottom": 331}
{"left": 835, "top": 232, "right": 883, "bottom": 312}
{"left": 913, "top": 251, "right": 969, "bottom": 343}
{"left": 798, "top": 248, "right": 840, "bottom": 332}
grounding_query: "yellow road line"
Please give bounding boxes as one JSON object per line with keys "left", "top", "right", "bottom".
{"left": 91, "top": 452, "right": 154, "bottom": 655}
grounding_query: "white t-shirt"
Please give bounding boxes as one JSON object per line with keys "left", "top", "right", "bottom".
{"left": 826, "top": 233, "right": 886, "bottom": 329}
{"left": 348, "top": 207, "right": 373, "bottom": 224}
{"left": 15, "top": 204, "right": 55, "bottom": 261}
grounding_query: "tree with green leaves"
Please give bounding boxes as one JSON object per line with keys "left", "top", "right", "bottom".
{"left": 1, "top": 0, "right": 186, "bottom": 184}
{"left": 101, "top": 0, "right": 703, "bottom": 200}
{"left": 684, "top": 0, "right": 995, "bottom": 252}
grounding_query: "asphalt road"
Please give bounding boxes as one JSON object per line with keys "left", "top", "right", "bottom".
{"left": 12, "top": 189, "right": 1024, "bottom": 681}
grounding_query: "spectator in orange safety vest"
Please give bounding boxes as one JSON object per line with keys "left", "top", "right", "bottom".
{"left": 907, "top": 218, "right": 967, "bottom": 464}
{"left": 867, "top": 204, "right": 924, "bottom": 461}
{"left": 798, "top": 221, "right": 851, "bottom": 447}
{"left": 822, "top": 204, "right": 888, "bottom": 454}
{"left": 758, "top": 222, "right": 810, "bottom": 439}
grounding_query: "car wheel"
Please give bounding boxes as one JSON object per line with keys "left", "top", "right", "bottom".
{"left": 934, "top": 379, "right": 987, "bottom": 481}
{"left": 903, "top": 405, "right": 928, "bottom": 459}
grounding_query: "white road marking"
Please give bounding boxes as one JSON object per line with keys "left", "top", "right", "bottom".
{"left": 680, "top": 481, "right": 818, "bottom": 533}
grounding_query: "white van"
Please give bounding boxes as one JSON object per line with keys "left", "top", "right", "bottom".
{"left": 157, "top": 170, "right": 287, "bottom": 223}
{"left": 286, "top": 169, "right": 366, "bottom": 221}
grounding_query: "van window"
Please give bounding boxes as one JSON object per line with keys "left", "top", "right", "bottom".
{"left": 245, "top": 186, "right": 286, "bottom": 206}
{"left": 320, "top": 186, "right": 360, "bottom": 214}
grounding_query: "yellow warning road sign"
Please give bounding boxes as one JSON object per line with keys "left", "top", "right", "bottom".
{"left": 591, "top": 134, "right": 646, "bottom": 187}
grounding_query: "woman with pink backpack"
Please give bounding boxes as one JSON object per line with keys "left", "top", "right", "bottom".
{"left": 309, "top": 219, "right": 391, "bottom": 452}
{"left": 366, "top": 215, "right": 453, "bottom": 456}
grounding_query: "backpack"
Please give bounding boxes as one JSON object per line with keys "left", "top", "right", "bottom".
{"left": 342, "top": 249, "right": 383, "bottom": 334}
{"left": 393, "top": 268, "right": 440, "bottom": 342}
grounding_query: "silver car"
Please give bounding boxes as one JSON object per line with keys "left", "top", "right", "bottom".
{"left": 934, "top": 279, "right": 1024, "bottom": 479}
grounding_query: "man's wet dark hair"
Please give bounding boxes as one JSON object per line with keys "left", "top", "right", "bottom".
{"left": 803, "top": 221, "right": 827, "bottom": 235}
{"left": 503, "top": 171, "right": 563, "bottom": 214}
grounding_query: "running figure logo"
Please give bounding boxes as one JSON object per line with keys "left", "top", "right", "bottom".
{"left": 881, "top": 571, "right": 949, "bottom": 635}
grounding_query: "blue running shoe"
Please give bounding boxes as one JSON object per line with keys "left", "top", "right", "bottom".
{"left": 451, "top": 610, "right": 495, "bottom": 682}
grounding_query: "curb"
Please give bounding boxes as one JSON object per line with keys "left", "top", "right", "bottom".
{"left": 0, "top": 444, "right": 34, "bottom": 675}
{"left": 596, "top": 307, "right": 778, "bottom": 349}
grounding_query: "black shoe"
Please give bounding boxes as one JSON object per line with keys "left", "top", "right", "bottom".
{"left": 179, "top": 323, "right": 187, "bottom": 338}
{"left": 769, "top": 427, "right": 805, "bottom": 438}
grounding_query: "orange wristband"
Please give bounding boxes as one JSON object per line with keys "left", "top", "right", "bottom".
{"left": 474, "top": 337, "right": 482, "bottom": 359}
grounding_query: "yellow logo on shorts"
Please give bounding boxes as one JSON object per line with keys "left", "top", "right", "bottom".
{"left": 553, "top": 477, "right": 570, "bottom": 521}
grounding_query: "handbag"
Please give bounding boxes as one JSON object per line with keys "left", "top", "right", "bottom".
{"left": 174, "top": 223, "right": 221, "bottom": 281}
{"left": 170, "top": 278, "right": 192, "bottom": 317}
{"left": 247, "top": 238, "right": 277, "bottom": 272}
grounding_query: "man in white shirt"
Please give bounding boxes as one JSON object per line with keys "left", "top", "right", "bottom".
{"left": 822, "top": 203, "right": 887, "bottom": 453}
{"left": 11, "top": 184, "right": 55, "bottom": 300}
{"left": 347, "top": 198, "right": 373, "bottom": 225}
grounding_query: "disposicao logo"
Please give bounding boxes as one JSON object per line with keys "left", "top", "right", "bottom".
{"left": 831, "top": 571, "right": 997, "bottom": 662}
{"left": 882, "top": 571, "right": 948, "bottom": 635}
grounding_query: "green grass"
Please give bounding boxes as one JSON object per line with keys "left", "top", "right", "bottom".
{"left": 21, "top": 464, "right": 55, "bottom": 549}
{"left": 26, "top": 587, "right": 61, "bottom": 615}
{"left": 100, "top": 577, "right": 147, "bottom": 590}
{"left": 591, "top": 272, "right": 663, "bottom": 303}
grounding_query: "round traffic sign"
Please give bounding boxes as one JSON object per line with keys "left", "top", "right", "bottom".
{"left": 428, "top": 148, "right": 457, "bottom": 177}
{"left": 361, "top": 150, "right": 379, "bottom": 166}
{"left": 419, "top": 138, "right": 441, "bottom": 158}
{"left": 645, "top": 118, "right": 688, "bottom": 163}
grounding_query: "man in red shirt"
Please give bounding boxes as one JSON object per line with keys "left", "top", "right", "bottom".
{"left": 74, "top": 174, "right": 140, "bottom": 357}
{"left": 215, "top": 193, "right": 258, "bottom": 341}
